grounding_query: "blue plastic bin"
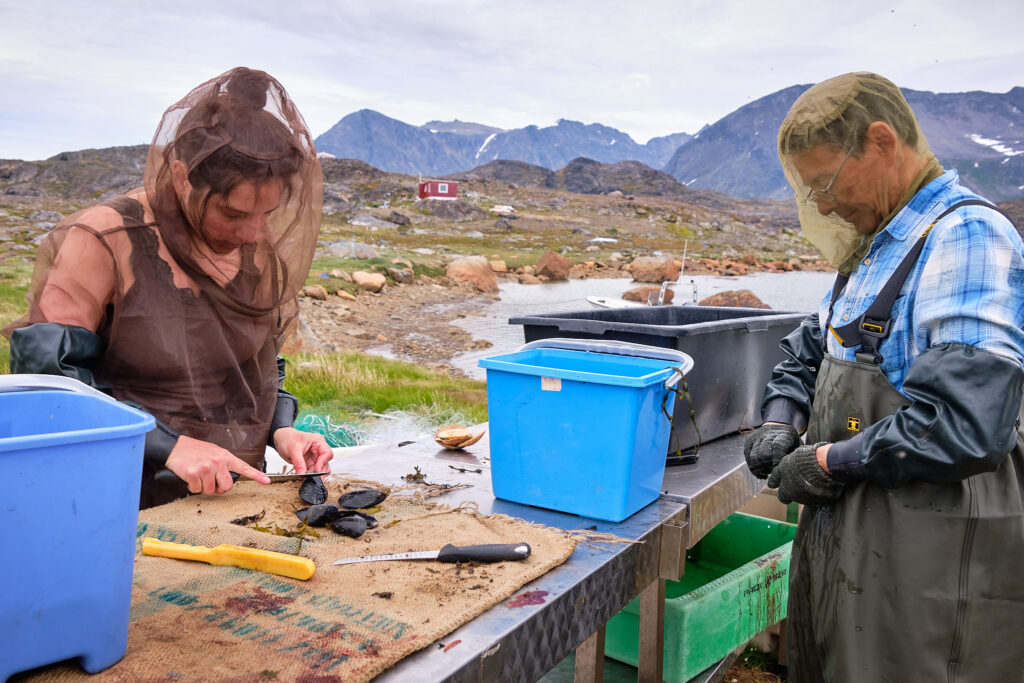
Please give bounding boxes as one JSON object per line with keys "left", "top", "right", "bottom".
{"left": 0, "top": 377, "right": 153, "bottom": 680}
{"left": 479, "top": 340, "right": 692, "bottom": 522}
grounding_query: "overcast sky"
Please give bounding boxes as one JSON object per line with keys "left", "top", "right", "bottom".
{"left": 2, "top": 0, "right": 1022, "bottom": 161}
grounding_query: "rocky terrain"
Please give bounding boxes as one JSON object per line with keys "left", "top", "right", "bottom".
{"left": 0, "top": 148, "right": 827, "bottom": 373}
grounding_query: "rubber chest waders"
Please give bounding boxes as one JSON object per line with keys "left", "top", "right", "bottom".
{"left": 787, "top": 201, "right": 1024, "bottom": 683}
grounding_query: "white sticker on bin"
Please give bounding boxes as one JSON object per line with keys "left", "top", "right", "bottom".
{"left": 541, "top": 376, "right": 561, "bottom": 392}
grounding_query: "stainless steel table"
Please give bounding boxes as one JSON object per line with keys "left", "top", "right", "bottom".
{"left": 328, "top": 428, "right": 761, "bottom": 682}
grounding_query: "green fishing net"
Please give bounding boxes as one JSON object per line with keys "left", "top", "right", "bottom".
{"left": 295, "top": 413, "right": 367, "bottom": 448}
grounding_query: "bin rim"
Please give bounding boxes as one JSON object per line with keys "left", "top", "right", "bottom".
{"left": 479, "top": 347, "right": 680, "bottom": 388}
{"left": 517, "top": 337, "right": 693, "bottom": 387}
{"left": 509, "top": 307, "right": 808, "bottom": 338}
{"left": 0, "top": 376, "right": 155, "bottom": 453}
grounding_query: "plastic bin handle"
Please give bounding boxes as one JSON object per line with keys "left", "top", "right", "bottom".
{"left": 518, "top": 338, "right": 694, "bottom": 386}
{"left": 0, "top": 373, "right": 119, "bottom": 403}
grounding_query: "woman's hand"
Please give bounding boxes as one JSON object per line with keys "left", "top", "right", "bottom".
{"left": 272, "top": 427, "right": 333, "bottom": 474}
{"left": 165, "top": 435, "right": 271, "bottom": 495}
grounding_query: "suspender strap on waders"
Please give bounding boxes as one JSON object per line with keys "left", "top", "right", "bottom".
{"left": 825, "top": 200, "right": 1010, "bottom": 363}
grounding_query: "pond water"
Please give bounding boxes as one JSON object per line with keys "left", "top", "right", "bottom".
{"left": 449, "top": 271, "right": 836, "bottom": 379}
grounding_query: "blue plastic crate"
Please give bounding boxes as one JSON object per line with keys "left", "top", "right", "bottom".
{"left": 479, "top": 342, "right": 691, "bottom": 522}
{"left": 0, "top": 382, "right": 153, "bottom": 679}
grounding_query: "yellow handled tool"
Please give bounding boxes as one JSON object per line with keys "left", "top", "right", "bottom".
{"left": 142, "top": 537, "right": 316, "bottom": 581}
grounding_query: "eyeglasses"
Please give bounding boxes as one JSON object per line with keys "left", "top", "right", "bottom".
{"left": 805, "top": 150, "right": 851, "bottom": 205}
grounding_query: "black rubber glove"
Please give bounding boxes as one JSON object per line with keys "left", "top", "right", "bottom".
{"left": 767, "top": 443, "right": 844, "bottom": 505}
{"left": 743, "top": 423, "right": 801, "bottom": 479}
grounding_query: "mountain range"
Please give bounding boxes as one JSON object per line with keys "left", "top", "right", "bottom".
{"left": 315, "top": 85, "right": 1024, "bottom": 202}
{"left": 315, "top": 111, "right": 691, "bottom": 177}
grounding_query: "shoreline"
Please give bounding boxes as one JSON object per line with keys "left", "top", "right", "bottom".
{"left": 296, "top": 268, "right": 835, "bottom": 379}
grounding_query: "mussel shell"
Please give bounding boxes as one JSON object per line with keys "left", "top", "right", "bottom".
{"left": 330, "top": 514, "right": 368, "bottom": 538}
{"left": 299, "top": 476, "right": 328, "bottom": 505}
{"left": 338, "top": 488, "right": 387, "bottom": 509}
{"left": 342, "top": 510, "right": 379, "bottom": 529}
{"left": 295, "top": 504, "right": 341, "bottom": 527}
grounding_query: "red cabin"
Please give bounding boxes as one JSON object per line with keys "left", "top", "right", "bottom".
{"left": 418, "top": 180, "right": 458, "bottom": 200}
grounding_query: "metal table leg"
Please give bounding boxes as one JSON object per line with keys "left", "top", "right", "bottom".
{"left": 573, "top": 625, "right": 606, "bottom": 682}
{"left": 637, "top": 578, "right": 665, "bottom": 683}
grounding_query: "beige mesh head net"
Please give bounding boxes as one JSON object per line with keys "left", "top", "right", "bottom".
{"left": 778, "top": 72, "right": 942, "bottom": 273}
{"left": 6, "top": 67, "right": 322, "bottom": 470}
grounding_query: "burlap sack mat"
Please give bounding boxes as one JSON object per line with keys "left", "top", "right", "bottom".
{"left": 26, "top": 477, "right": 577, "bottom": 682}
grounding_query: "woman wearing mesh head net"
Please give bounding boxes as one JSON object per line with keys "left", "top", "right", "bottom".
{"left": 743, "top": 72, "right": 1024, "bottom": 680}
{"left": 3, "top": 67, "right": 332, "bottom": 508}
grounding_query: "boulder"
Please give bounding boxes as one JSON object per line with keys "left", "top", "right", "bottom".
{"left": 445, "top": 255, "right": 499, "bottom": 293}
{"left": 494, "top": 218, "right": 514, "bottom": 230}
{"left": 517, "top": 274, "right": 542, "bottom": 285}
{"left": 337, "top": 289, "right": 357, "bottom": 301}
{"left": 279, "top": 314, "right": 322, "bottom": 353}
{"left": 329, "top": 268, "right": 352, "bottom": 281}
{"left": 629, "top": 256, "right": 681, "bottom": 283}
{"left": 300, "top": 284, "right": 328, "bottom": 300}
{"left": 326, "top": 240, "right": 378, "bottom": 259}
{"left": 623, "top": 286, "right": 675, "bottom": 304}
{"left": 28, "top": 210, "right": 63, "bottom": 223}
{"left": 698, "top": 289, "right": 770, "bottom": 309}
{"left": 536, "top": 249, "right": 570, "bottom": 281}
{"left": 352, "top": 271, "right": 387, "bottom": 293}
{"left": 489, "top": 260, "right": 508, "bottom": 273}
{"left": 568, "top": 264, "right": 589, "bottom": 279}
{"left": 388, "top": 211, "right": 411, "bottom": 226}
{"left": 387, "top": 267, "right": 414, "bottom": 285}
{"left": 350, "top": 213, "right": 397, "bottom": 229}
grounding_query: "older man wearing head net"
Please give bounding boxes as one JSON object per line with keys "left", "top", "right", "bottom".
{"left": 742, "top": 72, "right": 1024, "bottom": 681}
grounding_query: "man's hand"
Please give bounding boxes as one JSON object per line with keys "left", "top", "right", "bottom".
{"left": 165, "top": 435, "right": 270, "bottom": 495}
{"left": 767, "top": 442, "right": 844, "bottom": 505}
{"left": 744, "top": 422, "right": 801, "bottom": 479}
{"left": 272, "top": 427, "right": 333, "bottom": 474}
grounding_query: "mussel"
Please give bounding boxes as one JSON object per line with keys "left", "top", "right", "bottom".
{"left": 299, "top": 476, "right": 328, "bottom": 505}
{"left": 295, "top": 504, "right": 341, "bottom": 527}
{"left": 331, "top": 514, "right": 368, "bottom": 538}
{"left": 338, "top": 488, "right": 387, "bottom": 509}
{"left": 343, "top": 509, "right": 379, "bottom": 529}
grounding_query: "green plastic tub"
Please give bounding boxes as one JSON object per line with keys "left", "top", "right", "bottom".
{"left": 605, "top": 512, "right": 797, "bottom": 681}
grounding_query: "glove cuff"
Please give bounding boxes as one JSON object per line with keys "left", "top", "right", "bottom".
{"left": 795, "top": 442, "right": 840, "bottom": 489}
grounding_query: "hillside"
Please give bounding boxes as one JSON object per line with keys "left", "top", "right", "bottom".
{"left": 664, "top": 85, "right": 1024, "bottom": 201}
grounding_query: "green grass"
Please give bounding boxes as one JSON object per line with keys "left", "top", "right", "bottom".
{"left": 282, "top": 351, "right": 487, "bottom": 427}
{"left": 0, "top": 262, "right": 33, "bottom": 370}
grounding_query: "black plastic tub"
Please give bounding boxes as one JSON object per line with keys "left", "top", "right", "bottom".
{"left": 509, "top": 306, "right": 807, "bottom": 454}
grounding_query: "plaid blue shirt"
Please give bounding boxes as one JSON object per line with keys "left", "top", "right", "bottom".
{"left": 820, "top": 170, "right": 1024, "bottom": 393}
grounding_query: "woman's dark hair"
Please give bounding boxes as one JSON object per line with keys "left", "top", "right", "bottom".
{"left": 174, "top": 69, "right": 303, "bottom": 193}
{"left": 171, "top": 68, "right": 304, "bottom": 224}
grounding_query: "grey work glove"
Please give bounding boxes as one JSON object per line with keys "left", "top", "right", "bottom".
{"left": 743, "top": 423, "right": 801, "bottom": 479}
{"left": 767, "top": 443, "right": 844, "bottom": 506}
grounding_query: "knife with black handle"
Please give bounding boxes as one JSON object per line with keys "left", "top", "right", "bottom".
{"left": 154, "top": 469, "right": 328, "bottom": 487}
{"left": 332, "top": 542, "right": 531, "bottom": 565}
